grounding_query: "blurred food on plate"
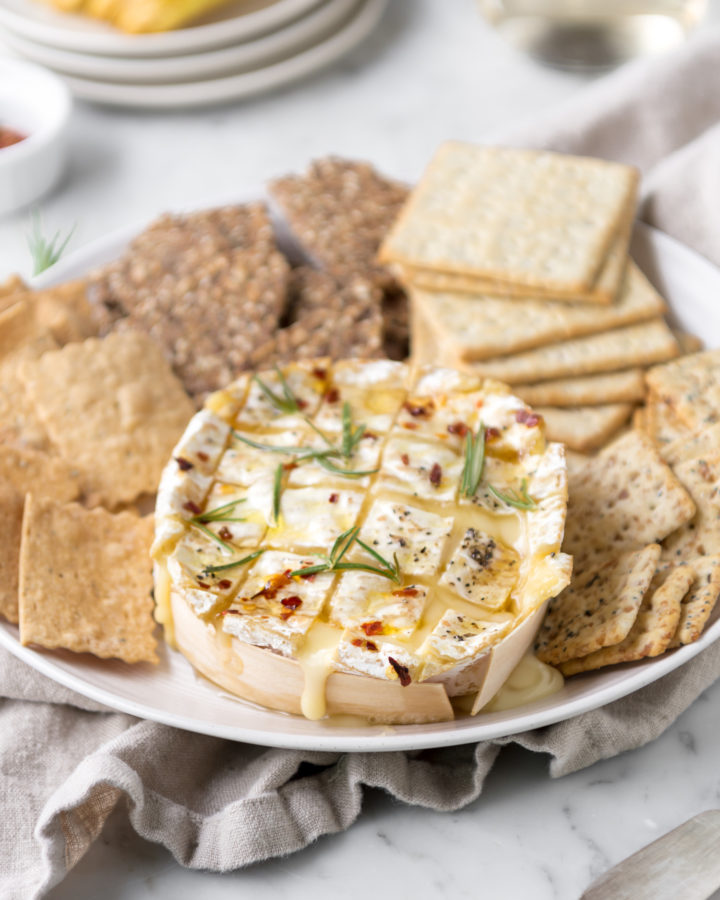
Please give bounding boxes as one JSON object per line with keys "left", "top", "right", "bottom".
{"left": 38, "top": 0, "right": 236, "bottom": 32}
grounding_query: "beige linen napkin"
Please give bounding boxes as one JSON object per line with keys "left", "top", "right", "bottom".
{"left": 6, "top": 30, "right": 720, "bottom": 899}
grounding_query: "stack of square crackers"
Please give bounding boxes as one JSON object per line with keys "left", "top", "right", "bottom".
{"left": 379, "top": 142, "right": 682, "bottom": 452}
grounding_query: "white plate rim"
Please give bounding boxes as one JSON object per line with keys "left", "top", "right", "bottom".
{"left": 0, "top": 0, "right": 326, "bottom": 57}
{"left": 2, "top": 210, "right": 719, "bottom": 753}
{"left": 48, "top": 0, "right": 386, "bottom": 108}
{"left": 0, "top": 0, "right": 360, "bottom": 83}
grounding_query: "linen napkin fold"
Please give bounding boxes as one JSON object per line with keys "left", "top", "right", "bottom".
{"left": 6, "top": 28, "right": 720, "bottom": 899}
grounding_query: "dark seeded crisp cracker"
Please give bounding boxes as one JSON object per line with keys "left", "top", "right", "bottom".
{"left": 251, "top": 267, "right": 383, "bottom": 366}
{"left": 87, "top": 204, "right": 289, "bottom": 402}
{"left": 536, "top": 544, "right": 661, "bottom": 666}
{"left": 269, "top": 157, "right": 409, "bottom": 290}
{"left": 662, "top": 455, "right": 720, "bottom": 561}
{"left": 668, "top": 555, "right": 720, "bottom": 646}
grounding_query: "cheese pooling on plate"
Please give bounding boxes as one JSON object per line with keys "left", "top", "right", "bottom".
{"left": 152, "top": 360, "right": 571, "bottom": 724}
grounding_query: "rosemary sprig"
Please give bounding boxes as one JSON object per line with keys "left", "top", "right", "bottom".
{"left": 289, "top": 527, "right": 402, "bottom": 584}
{"left": 488, "top": 479, "right": 537, "bottom": 510}
{"left": 460, "top": 423, "right": 486, "bottom": 498}
{"left": 253, "top": 366, "right": 300, "bottom": 415}
{"left": 341, "top": 401, "right": 366, "bottom": 459}
{"left": 193, "top": 498, "right": 246, "bottom": 523}
{"left": 272, "top": 463, "right": 283, "bottom": 524}
{"left": 27, "top": 213, "right": 76, "bottom": 276}
{"left": 233, "top": 431, "right": 337, "bottom": 460}
{"left": 315, "top": 457, "right": 379, "bottom": 478}
{"left": 200, "top": 549, "right": 265, "bottom": 577}
{"left": 189, "top": 520, "right": 235, "bottom": 553}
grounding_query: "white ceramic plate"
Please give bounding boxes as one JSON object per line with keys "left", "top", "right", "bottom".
{"left": 0, "top": 0, "right": 325, "bottom": 57}
{"left": 39, "top": 0, "right": 385, "bottom": 108}
{"left": 0, "top": 209, "right": 718, "bottom": 752}
{"left": 0, "top": 0, "right": 359, "bottom": 83}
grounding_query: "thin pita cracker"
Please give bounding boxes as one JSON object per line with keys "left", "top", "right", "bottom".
{"left": 0, "top": 274, "right": 25, "bottom": 310}
{"left": 668, "top": 555, "right": 720, "bottom": 646}
{"left": 564, "top": 430, "right": 696, "bottom": 575}
{"left": 662, "top": 455, "right": 720, "bottom": 561}
{"left": 559, "top": 563, "right": 693, "bottom": 675}
{"left": 409, "top": 264, "right": 664, "bottom": 362}
{"left": 24, "top": 280, "right": 97, "bottom": 345}
{"left": 0, "top": 301, "right": 59, "bottom": 450}
{"left": 661, "top": 422, "right": 720, "bottom": 467}
{"left": 466, "top": 320, "right": 679, "bottom": 384}
{"left": 19, "top": 495, "right": 157, "bottom": 663}
{"left": 0, "top": 479, "right": 24, "bottom": 623}
{"left": 646, "top": 349, "right": 720, "bottom": 431}
{"left": 516, "top": 370, "right": 646, "bottom": 408}
{"left": 20, "top": 332, "right": 195, "bottom": 507}
{"left": 379, "top": 142, "right": 638, "bottom": 295}
{"left": 536, "top": 403, "right": 633, "bottom": 452}
{"left": 535, "top": 544, "right": 661, "bottom": 666}
{"left": 0, "top": 445, "right": 81, "bottom": 503}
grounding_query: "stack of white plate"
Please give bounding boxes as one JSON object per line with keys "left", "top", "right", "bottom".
{"left": 0, "top": 0, "right": 387, "bottom": 108}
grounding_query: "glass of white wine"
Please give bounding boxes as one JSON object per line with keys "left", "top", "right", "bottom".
{"left": 478, "top": 0, "right": 708, "bottom": 69}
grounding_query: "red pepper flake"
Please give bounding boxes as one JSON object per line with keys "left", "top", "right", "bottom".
{"left": 218, "top": 526, "right": 233, "bottom": 541}
{"left": 402, "top": 422, "right": 418, "bottom": 431}
{"left": 393, "top": 587, "right": 419, "bottom": 597}
{"left": 312, "top": 367, "right": 327, "bottom": 380}
{"left": 401, "top": 453, "right": 410, "bottom": 466}
{"left": 297, "top": 398, "right": 308, "bottom": 410}
{"left": 183, "top": 500, "right": 202, "bottom": 515}
{"left": 196, "top": 451, "right": 209, "bottom": 462}
{"left": 429, "top": 462, "right": 442, "bottom": 486}
{"left": 217, "top": 579, "right": 233, "bottom": 590}
{"left": 515, "top": 409, "right": 541, "bottom": 427}
{"left": 279, "top": 610, "right": 293, "bottom": 620}
{"left": 196, "top": 580, "right": 211, "bottom": 589}
{"left": 252, "top": 570, "right": 292, "bottom": 600}
{"left": 0, "top": 127, "right": 26, "bottom": 149}
{"left": 175, "top": 457, "right": 194, "bottom": 471}
{"left": 361, "top": 620, "right": 383, "bottom": 636}
{"left": 282, "top": 461, "right": 297, "bottom": 472}
{"left": 447, "top": 421, "right": 469, "bottom": 437}
{"left": 363, "top": 431, "right": 378, "bottom": 441}
{"left": 325, "top": 388, "right": 340, "bottom": 403}
{"left": 281, "top": 595, "right": 303, "bottom": 610}
{"left": 388, "top": 657, "right": 411, "bottom": 686}
{"left": 485, "top": 426, "right": 501, "bottom": 441}
{"left": 328, "top": 492, "right": 339, "bottom": 504}
{"left": 221, "top": 609, "right": 241, "bottom": 616}
{"left": 403, "top": 401, "right": 433, "bottom": 418}
{"left": 351, "top": 638, "right": 378, "bottom": 652}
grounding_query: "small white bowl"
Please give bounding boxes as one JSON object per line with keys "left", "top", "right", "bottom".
{"left": 0, "top": 58, "right": 72, "bottom": 215}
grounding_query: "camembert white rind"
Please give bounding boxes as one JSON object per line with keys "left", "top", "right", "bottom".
{"left": 152, "top": 360, "right": 571, "bottom": 723}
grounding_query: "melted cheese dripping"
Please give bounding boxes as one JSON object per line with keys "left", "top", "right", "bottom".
{"left": 296, "top": 621, "right": 343, "bottom": 720}
{"left": 482, "top": 653, "right": 563, "bottom": 712}
{"left": 153, "top": 559, "right": 175, "bottom": 648}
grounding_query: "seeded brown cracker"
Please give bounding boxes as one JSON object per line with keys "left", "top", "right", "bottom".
{"left": 662, "top": 455, "right": 720, "bottom": 561}
{"left": 20, "top": 332, "right": 195, "bottom": 508}
{"left": 668, "top": 555, "right": 720, "bottom": 646}
{"left": 88, "top": 204, "right": 289, "bottom": 401}
{"left": 19, "top": 495, "right": 157, "bottom": 663}
{"left": 379, "top": 143, "right": 638, "bottom": 295}
{"left": 559, "top": 563, "right": 692, "bottom": 675}
{"left": 644, "top": 395, "right": 692, "bottom": 449}
{"left": 0, "top": 274, "right": 25, "bottom": 310}
{"left": 564, "top": 429, "right": 695, "bottom": 575}
{"left": 22, "top": 280, "right": 97, "bottom": 345}
{"left": 536, "top": 403, "right": 634, "bottom": 453}
{"left": 661, "top": 422, "right": 720, "bottom": 467}
{"left": 269, "top": 157, "right": 409, "bottom": 291}
{"left": 466, "top": 320, "right": 679, "bottom": 384}
{"left": 535, "top": 543, "right": 661, "bottom": 666}
{"left": 515, "top": 370, "right": 646, "bottom": 408}
{"left": 646, "top": 349, "right": 720, "bottom": 431}
{"left": 0, "top": 444, "right": 82, "bottom": 503}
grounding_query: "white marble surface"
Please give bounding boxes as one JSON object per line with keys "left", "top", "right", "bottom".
{"left": 3, "top": 0, "right": 720, "bottom": 897}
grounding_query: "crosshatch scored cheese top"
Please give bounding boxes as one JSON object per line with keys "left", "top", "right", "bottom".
{"left": 152, "top": 360, "right": 571, "bottom": 723}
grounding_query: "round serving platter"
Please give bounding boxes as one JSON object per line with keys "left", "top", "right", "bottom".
{"left": 0, "top": 206, "right": 718, "bottom": 752}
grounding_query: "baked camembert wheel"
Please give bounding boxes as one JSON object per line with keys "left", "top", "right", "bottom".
{"left": 152, "top": 360, "right": 571, "bottom": 724}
